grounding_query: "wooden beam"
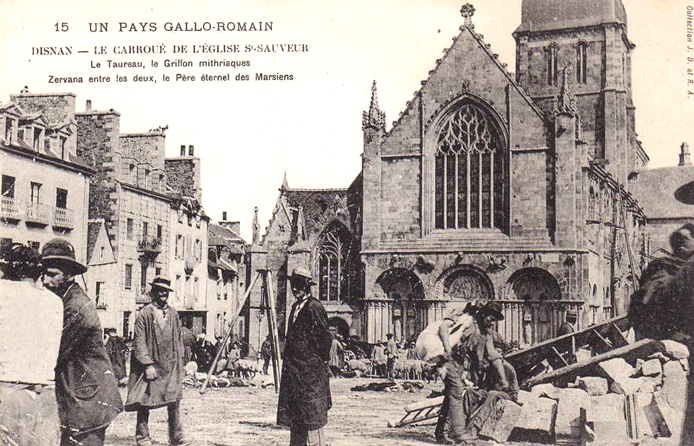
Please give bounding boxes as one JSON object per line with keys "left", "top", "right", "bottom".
{"left": 265, "top": 271, "right": 283, "bottom": 393}
{"left": 201, "top": 271, "right": 261, "bottom": 394}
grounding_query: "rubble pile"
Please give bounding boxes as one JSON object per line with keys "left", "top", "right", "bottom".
{"left": 351, "top": 381, "right": 425, "bottom": 393}
{"left": 476, "top": 340, "right": 690, "bottom": 445}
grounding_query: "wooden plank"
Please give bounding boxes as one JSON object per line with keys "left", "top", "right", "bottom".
{"left": 265, "top": 271, "right": 283, "bottom": 393}
{"left": 523, "top": 339, "right": 664, "bottom": 389}
{"left": 551, "top": 346, "right": 570, "bottom": 367}
{"left": 610, "top": 323, "right": 630, "bottom": 348}
{"left": 201, "top": 271, "right": 261, "bottom": 394}
{"left": 591, "top": 328, "right": 613, "bottom": 350}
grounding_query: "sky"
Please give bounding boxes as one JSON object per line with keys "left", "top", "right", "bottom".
{"left": 1, "top": 0, "right": 692, "bottom": 241}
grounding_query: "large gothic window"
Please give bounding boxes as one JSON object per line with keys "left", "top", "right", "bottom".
{"left": 317, "top": 224, "right": 350, "bottom": 301}
{"left": 434, "top": 103, "right": 505, "bottom": 230}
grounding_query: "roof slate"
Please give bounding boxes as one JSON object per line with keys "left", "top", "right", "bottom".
{"left": 631, "top": 166, "right": 694, "bottom": 220}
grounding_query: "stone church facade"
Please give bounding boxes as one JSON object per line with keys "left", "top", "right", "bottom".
{"left": 251, "top": 0, "right": 651, "bottom": 351}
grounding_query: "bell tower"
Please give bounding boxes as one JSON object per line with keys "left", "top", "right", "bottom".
{"left": 513, "top": 0, "right": 646, "bottom": 183}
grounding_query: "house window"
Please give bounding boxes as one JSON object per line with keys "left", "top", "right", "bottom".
{"left": 576, "top": 41, "right": 588, "bottom": 84}
{"left": 127, "top": 218, "right": 134, "bottom": 240}
{"left": 30, "top": 182, "right": 41, "bottom": 205}
{"left": 157, "top": 224, "right": 163, "bottom": 240}
{"left": 56, "top": 188, "right": 68, "bottom": 209}
{"left": 95, "top": 281, "right": 105, "bottom": 308}
{"left": 547, "top": 44, "right": 559, "bottom": 86}
{"left": 434, "top": 103, "right": 505, "bottom": 230}
{"left": 142, "top": 221, "right": 149, "bottom": 239}
{"left": 176, "top": 274, "right": 182, "bottom": 299}
{"left": 129, "top": 164, "right": 136, "bottom": 183}
{"left": 44, "top": 137, "right": 51, "bottom": 152}
{"left": 155, "top": 267, "right": 162, "bottom": 276}
{"left": 140, "top": 263, "right": 148, "bottom": 292}
{"left": 317, "top": 223, "right": 350, "bottom": 302}
{"left": 194, "top": 277, "right": 199, "bottom": 301}
{"left": 2, "top": 175, "right": 15, "bottom": 198}
{"left": 176, "top": 234, "right": 183, "bottom": 258}
{"left": 99, "top": 246, "right": 105, "bottom": 261}
{"left": 124, "top": 264, "right": 133, "bottom": 290}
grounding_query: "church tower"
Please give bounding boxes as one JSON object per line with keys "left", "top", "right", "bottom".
{"left": 513, "top": 0, "right": 648, "bottom": 183}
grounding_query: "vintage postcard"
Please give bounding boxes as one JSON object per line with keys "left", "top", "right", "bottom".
{"left": 1, "top": 0, "right": 693, "bottom": 445}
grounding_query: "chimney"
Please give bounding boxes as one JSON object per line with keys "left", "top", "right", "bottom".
{"left": 679, "top": 142, "right": 691, "bottom": 166}
{"left": 222, "top": 211, "right": 227, "bottom": 221}
{"left": 180, "top": 145, "right": 186, "bottom": 156}
{"left": 85, "top": 100, "right": 92, "bottom": 111}
{"left": 188, "top": 145, "right": 194, "bottom": 156}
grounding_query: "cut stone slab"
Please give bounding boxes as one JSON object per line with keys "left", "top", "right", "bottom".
{"left": 598, "top": 357, "right": 635, "bottom": 382}
{"left": 635, "top": 392, "right": 673, "bottom": 439}
{"left": 478, "top": 398, "right": 522, "bottom": 443}
{"left": 555, "top": 388, "right": 591, "bottom": 437}
{"left": 661, "top": 361, "right": 687, "bottom": 410}
{"left": 641, "top": 358, "right": 663, "bottom": 377}
{"left": 642, "top": 374, "right": 663, "bottom": 387}
{"left": 610, "top": 376, "right": 644, "bottom": 395}
{"left": 514, "top": 394, "right": 557, "bottom": 435}
{"left": 660, "top": 340, "right": 690, "bottom": 360}
{"left": 638, "top": 380, "right": 657, "bottom": 394}
{"left": 531, "top": 383, "right": 560, "bottom": 399}
{"left": 587, "top": 394, "right": 630, "bottom": 446}
{"left": 579, "top": 377, "right": 608, "bottom": 396}
{"left": 653, "top": 392, "right": 683, "bottom": 441}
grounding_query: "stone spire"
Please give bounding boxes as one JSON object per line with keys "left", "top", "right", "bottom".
{"left": 679, "top": 142, "right": 692, "bottom": 166}
{"left": 362, "top": 80, "right": 386, "bottom": 131}
{"left": 281, "top": 171, "right": 289, "bottom": 190}
{"left": 252, "top": 206, "right": 260, "bottom": 244}
{"left": 461, "top": 3, "right": 475, "bottom": 27}
{"left": 555, "top": 65, "right": 578, "bottom": 116}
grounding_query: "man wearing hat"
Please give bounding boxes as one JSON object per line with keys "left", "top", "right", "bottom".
{"left": 277, "top": 268, "right": 333, "bottom": 446}
{"left": 41, "top": 238, "right": 123, "bottom": 445}
{"left": 557, "top": 310, "right": 578, "bottom": 337}
{"left": 125, "top": 276, "right": 187, "bottom": 445}
{"left": 434, "top": 301, "right": 512, "bottom": 444}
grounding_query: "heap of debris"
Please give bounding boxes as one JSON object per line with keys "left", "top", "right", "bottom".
{"left": 476, "top": 339, "right": 689, "bottom": 445}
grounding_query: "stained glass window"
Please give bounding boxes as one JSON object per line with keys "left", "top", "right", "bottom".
{"left": 434, "top": 103, "right": 505, "bottom": 230}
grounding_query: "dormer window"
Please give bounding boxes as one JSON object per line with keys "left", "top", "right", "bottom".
{"left": 60, "top": 136, "right": 67, "bottom": 159}
{"left": 33, "top": 128, "right": 42, "bottom": 150}
{"left": 5, "top": 118, "right": 14, "bottom": 144}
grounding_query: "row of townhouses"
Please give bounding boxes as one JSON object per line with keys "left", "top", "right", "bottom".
{"left": 0, "top": 91, "right": 247, "bottom": 342}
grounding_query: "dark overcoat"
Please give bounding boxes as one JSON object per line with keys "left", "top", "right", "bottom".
{"left": 277, "top": 296, "right": 333, "bottom": 430}
{"left": 125, "top": 304, "right": 184, "bottom": 410}
{"left": 55, "top": 283, "right": 123, "bottom": 432}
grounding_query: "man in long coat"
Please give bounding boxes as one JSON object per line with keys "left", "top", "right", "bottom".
{"left": 41, "top": 238, "right": 123, "bottom": 446}
{"left": 125, "top": 276, "right": 187, "bottom": 446}
{"left": 277, "top": 268, "right": 333, "bottom": 446}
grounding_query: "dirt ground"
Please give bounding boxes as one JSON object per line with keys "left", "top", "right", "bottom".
{"left": 105, "top": 377, "right": 521, "bottom": 446}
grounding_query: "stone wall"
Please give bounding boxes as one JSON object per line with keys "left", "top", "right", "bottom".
{"left": 165, "top": 157, "right": 201, "bottom": 201}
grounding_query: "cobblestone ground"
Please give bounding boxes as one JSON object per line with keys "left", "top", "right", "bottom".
{"left": 105, "top": 377, "right": 528, "bottom": 446}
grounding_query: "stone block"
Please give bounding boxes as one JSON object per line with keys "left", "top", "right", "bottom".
{"left": 598, "top": 358, "right": 635, "bottom": 382}
{"left": 610, "top": 377, "right": 644, "bottom": 396}
{"left": 514, "top": 394, "right": 557, "bottom": 435}
{"left": 586, "top": 394, "right": 629, "bottom": 446}
{"left": 661, "top": 361, "right": 687, "bottom": 410}
{"left": 531, "top": 383, "right": 560, "bottom": 399}
{"left": 633, "top": 392, "right": 655, "bottom": 438}
{"left": 555, "top": 388, "right": 591, "bottom": 437}
{"left": 579, "top": 377, "right": 609, "bottom": 396}
{"left": 653, "top": 392, "right": 682, "bottom": 440}
{"left": 638, "top": 380, "right": 657, "bottom": 394}
{"left": 646, "top": 352, "right": 669, "bottom": 363}
{"left": 478, "top": 398, "right": 523, "bottom": 443}
{"left": 660, "top": 340, "right": 690, "bottom": 360}
{"left": 641, "top": 358, "right": 663, "bottom": 377}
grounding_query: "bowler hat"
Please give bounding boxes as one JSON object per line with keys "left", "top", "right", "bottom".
{"left": 289, "top": 267, "right": 316, "bottom": 285}
{"left": 566, "top": 310, "right": 578, "bottom": 319}
{"left": 41, "top": 238, "right": 87, "bottom": 275}
{"left": 150, "top": 276, "right": 174, "bottom": 292}
{"left": 479, "top": 301, "right": 505, "bottom": 321}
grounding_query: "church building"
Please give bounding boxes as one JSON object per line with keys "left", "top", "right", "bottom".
{"left": 250, "top": 0, "right": 651, "bottom": 352}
